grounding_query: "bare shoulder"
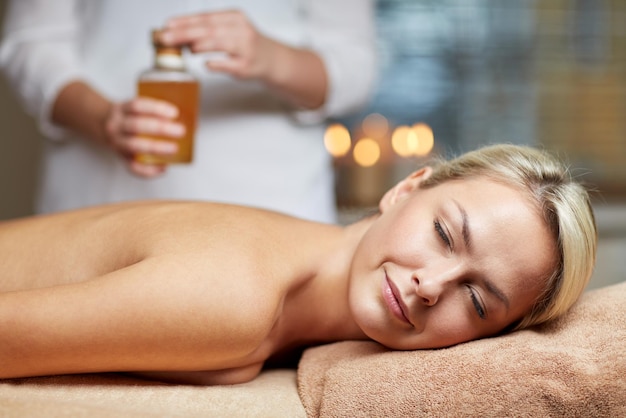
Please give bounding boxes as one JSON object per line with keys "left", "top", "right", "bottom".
{"left": 0, "top": 200, "right": 308, "bottom": 292}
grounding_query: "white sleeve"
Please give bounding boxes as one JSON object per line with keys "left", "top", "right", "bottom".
{"left": 292, "top": 0, "right": 378, "bottom": 124}
{"left": 0, "top": 0, "right": 84, "bottom": 140}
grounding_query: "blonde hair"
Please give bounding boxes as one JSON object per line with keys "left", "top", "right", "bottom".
{"left": 419, "top": 144, "right": 597, "bottom": 329}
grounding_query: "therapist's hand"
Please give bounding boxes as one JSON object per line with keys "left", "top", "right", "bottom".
{"left": 104, "top": 97, "right": 186, "bottom": 178}
{"left": 159, "top": 10, "right": 275, "bottom": 81}
{"left": 158, "top": 9, "right": 328, "bottom": 109}
{"left": 52, "top": 81, "right": 186, "bottom": 179}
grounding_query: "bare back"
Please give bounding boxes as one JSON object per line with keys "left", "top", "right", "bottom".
{"left": 0, "top": 201, "right": 342, "bottom": 383}
{"left": 0, "top": 201, "right": 307, "bottom": 291}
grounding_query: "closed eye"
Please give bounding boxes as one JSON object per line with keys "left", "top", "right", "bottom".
{"left": 466, "top": 285, "right": 486, "bottom": 319}
{"left": 434, "top": 220, "right": 451, "bottom": 248}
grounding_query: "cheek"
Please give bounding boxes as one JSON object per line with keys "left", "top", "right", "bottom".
{"left": 347, "top": 258, "right": 378, "bottom": 327}
{"left": 347, "top": 280, "right": 388, "bottom": 344}
{"left": 406, "top": 304, "right": 484, "bottom": 350}
{"left": 424, "top": 315, "right": 476, "bottom": 347}
{"left": 364, "top": 210, "right": 422, "bottom": 257}
{"left": 373, "top": 304, "right": 483, "bottom": 351}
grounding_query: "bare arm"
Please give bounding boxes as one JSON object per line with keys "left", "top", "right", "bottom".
{"left": 132, "top": 364, "right": 264, "bottom": 386}
{"left": 250, "top": 38, "right": 327, "bottom": 110}
{"left": 0, "top": 255, "right": 272, "bottom": 380}
{"left": 51, "top": 81, "right": 112, "bottom": 145}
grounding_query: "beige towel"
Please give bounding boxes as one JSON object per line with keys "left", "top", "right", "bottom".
{"left": 298, "top": 281, "right": 626, "bottom": 417}
{"left": 0, "top": 369, "right": 305, "bottom": 418}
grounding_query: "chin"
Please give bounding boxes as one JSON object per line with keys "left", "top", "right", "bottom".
{"left": 371, "top": 329, "right": 476, "bottom": 351}
{"left": 355, "top": 320, "right": 417, "bottom": 351}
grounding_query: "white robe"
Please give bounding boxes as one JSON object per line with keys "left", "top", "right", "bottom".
{"left": 0, "top": 0, "right": 376, "bottom": 222}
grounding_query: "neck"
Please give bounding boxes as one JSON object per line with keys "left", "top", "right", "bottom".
{"left": 277, "top": 215, "right": 377, "bottom": 349}
{"left": 155, "top": 48, "right": 185, "bottom": 70}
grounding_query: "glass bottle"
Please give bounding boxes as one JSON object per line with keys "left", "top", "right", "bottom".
{"left": 136, "top": 29, "right": 199, "bottom": 164}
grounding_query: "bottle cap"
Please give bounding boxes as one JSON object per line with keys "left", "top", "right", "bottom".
{"left": 152, "top": 29, "right": 167, "bottom": 47}
{"left": 151, "top": 28, "right": 182, "bottom": 57}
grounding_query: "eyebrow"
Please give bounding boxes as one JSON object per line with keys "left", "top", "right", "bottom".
{"left": 452, "top": 199, "right": 471, "bottom": 250}
{"left": 452, "top": 199, "right": 510, "bottom": 310}
{"left": 484, "top": 277, "right": 510, "bottom": 311}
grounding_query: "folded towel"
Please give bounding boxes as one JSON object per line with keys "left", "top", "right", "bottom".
{"left": 298, "top": 281, "right": 626, "bottom": 417}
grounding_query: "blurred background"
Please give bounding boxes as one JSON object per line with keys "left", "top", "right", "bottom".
{"left": 0, "top": 0, "right": 624, "bottom": 289}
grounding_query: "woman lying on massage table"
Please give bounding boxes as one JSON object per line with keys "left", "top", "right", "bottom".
{"left": 0, "top": 144, "right": 597, "bottom": 385}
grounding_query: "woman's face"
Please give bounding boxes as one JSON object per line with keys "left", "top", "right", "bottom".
{"left": 349, "top": 173, "right": 556, "bottom": 350}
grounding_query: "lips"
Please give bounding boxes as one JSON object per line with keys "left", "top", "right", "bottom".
{"left": 382, "top": 272, "right": 412, "bottom": 326}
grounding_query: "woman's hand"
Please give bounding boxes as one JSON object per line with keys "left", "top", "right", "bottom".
{"left": 103, "top": 97, "right": 186, "bottom": 178}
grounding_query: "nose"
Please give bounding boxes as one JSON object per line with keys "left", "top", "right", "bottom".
{"left": 412, "top": 276, "right": 440, "bottom": 306}
{"left": 412, "top": 267, "right": 459, "bottom": 306}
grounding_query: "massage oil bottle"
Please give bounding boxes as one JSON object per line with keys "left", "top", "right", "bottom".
{"left": 136, "top": 29, "right": 199, "bottom": 164}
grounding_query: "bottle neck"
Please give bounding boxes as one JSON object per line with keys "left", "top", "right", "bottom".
{"left": 154, "top": 46, "right": 185, "bottom": 70}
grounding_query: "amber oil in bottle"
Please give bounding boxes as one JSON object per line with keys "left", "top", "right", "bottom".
{"left": 136, "top": 29, "right": 199, "bottom": 164}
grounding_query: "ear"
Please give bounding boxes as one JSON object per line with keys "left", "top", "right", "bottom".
{"left": 379, "top": 166, "right": 433, "bottom": 213}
